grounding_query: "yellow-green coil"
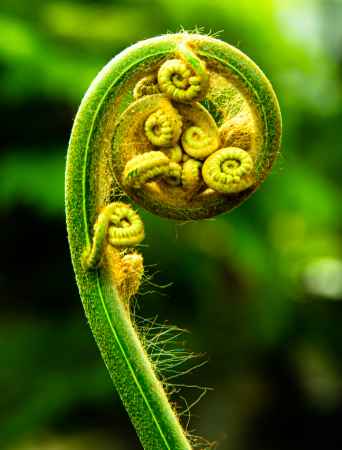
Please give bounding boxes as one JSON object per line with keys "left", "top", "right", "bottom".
{"left": 181, "top": 126, "right": 220, "bottom": 160}
{"left": 82, "top": 202, "right": 145, "bottom": 269}
{"left": 123, "top": 151, "right": 171, "bottom": 188}
{"left": 107, "top": 204, "right": 145, "bottom": 247}
{"left": 181, "top": 158, "right": 203, "bottom": 191}
{"left": 144, "top": 107, "right": 182, "bottom": 147}
{"left": 202, "top": 147, "right": 255, "bottom": 194}
{"left": 157, "top": 41, "right": 209, "bottom": 103}
{"left": 157, "top": 60, "right": 200, "bottom": 102}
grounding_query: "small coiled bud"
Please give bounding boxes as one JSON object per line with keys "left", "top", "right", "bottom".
{"left": 133, "top": 74, "right": 160, "bottom": 99}
{"left": 107, "top": 204, "right": 145, "bottom": 247}
{"left": 144, "top": 108, "right": 182, "bottom": 147}
{"left": 123, "top": 151, "right": 171, "bottom": 188}
{"left": 177, "top": 101, "right": 220, "bottom": 161}
{"left": 157, "top": 59, "right": 202, "bottom": 102}
{"left": 157, "top": 41, "right": 209, "bottom": 103}
{"left": 181, "top": 126, "right": 219, "bottom": 160}
{"left": 82, "top": 202, "right": 145, "bottom": 270}
{"left": 181, "top": 158, "right": 203, "bottom": 191}
{"left": 202, "top": 147, "right": 255, "bottom": 194}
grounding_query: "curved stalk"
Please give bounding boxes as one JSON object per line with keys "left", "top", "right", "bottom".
{"left": 65, "top": 106, "right": 191, "bottom": 450}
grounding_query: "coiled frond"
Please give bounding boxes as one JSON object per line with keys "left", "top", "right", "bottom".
{"left": 202, "top": 147, "right": 255, "bottom": 194}
{"left": 82, "top": 202, "right": 145, "bottom": 270}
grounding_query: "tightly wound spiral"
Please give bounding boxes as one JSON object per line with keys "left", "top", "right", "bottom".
{"left": 144, "top": 108, "right": 182, "bottom": 147}
{"left": 83, "top": 202, "right": 145, "bottom": 270}
{"left": 202, "top": 147, "right": 254, "bottom": 194}
{"left": 111, "top": 35, "right": 281, "bottom": 220}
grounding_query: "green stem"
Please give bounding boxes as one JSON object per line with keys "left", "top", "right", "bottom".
{"left": 66, "top": 127, "right": 191, "bottom": 450}
{"left": 65, "top": 37, "right": 192, "bottom": 450}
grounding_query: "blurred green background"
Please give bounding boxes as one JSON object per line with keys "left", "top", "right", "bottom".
{"left": 1, "top": 0, "right": 342, "bottom": 449}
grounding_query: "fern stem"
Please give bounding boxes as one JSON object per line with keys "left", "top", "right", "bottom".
{"left": 66, "top": 103, "right": 191, "bottom": 450}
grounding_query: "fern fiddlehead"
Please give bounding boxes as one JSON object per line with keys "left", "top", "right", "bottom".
{"left": 83, "top": 202, "right": 145, "bottom": 270}
{"left": 202, "top": 147, "right": 255, "bottom": 194}
{"left": 123, "top": 151, "right": 172, "bottom": 188}
{"left": 66, "top": 32, "right": 281, "bottom": 449}
{"left": 182, "top": 158, "right": 203, "bottom": 192}
{"left": 144, "top": 106, "right": 182, "bottom": 147}
{"left": 157, "top": 41, "right": 209, "bottom": 102}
